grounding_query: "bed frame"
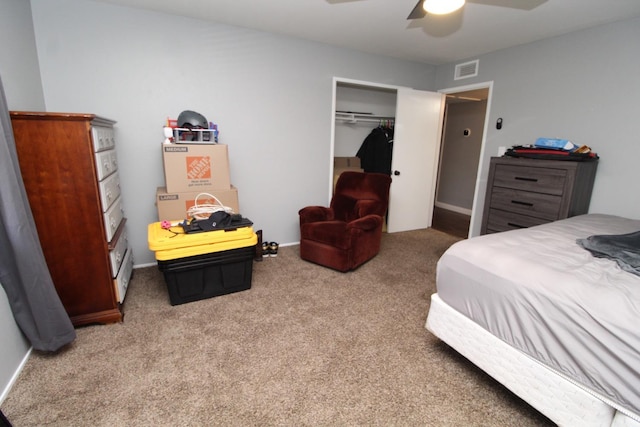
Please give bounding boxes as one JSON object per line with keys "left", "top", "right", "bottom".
{"left": 426, "top": 293, "right": 640, "bottom": 427}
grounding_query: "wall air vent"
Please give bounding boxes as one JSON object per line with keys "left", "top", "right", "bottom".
{"left": 454, "top": 59, "right": 479, "bottom": 80}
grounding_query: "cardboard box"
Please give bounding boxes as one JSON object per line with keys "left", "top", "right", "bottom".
{"left": 333, "top": 156, "right": 363, "bottom": 188}
{"left": 156, "top": 186, "right": 240, "bottom": 221}
{"left": 162, "top": 143, "right": 231, "bottom": 193}
{"left": 334, "top": 156, "right": 361, "bottom": 169}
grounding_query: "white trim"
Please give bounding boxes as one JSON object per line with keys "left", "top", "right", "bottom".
{"left": 133, "top": 262, "right": 157, "bottom": 269}
{"left": 434, "top": 201, "right": 472, "bottom": 216}
{"left": 0, "top": 347, "right": 32, "bottom": 405}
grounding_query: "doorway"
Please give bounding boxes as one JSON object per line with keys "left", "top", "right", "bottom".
{"left": 331, "top": 77, "right": 445, "bottom": 234}
{"left": 432, "top": 83, "right": 492, "bottom": 239}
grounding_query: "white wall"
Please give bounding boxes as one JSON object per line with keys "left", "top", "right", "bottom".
{"left": 334, "top": 85, "right": 397, "bottom": 157}
{"left": 29, "top": 0, "right": 437, "bottom": 266}
{"left": 0, "top": 0, "right": 44, "bottom": 110}
{"left": 0, "top": 287, "right": 30, "bottom": 404}
{"left": 435, "top": 16, "right": 640, "bottom": 235}
{"left": 0, "top": 0, "right": 42, "bottom": 404}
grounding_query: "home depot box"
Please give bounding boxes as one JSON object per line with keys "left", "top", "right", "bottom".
{"left": 156, "top": 186, "right": 240, "bottom": 221}
{"left": 162, "top": 143, "right": 231, "bottom": 193}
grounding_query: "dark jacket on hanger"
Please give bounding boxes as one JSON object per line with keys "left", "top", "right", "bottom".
{"left": 356, "top": 126, "right": 394, "bottom": 175}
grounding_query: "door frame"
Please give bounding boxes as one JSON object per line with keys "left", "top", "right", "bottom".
{"left": 437, "top": 81, "right": 494, "bottom": 238}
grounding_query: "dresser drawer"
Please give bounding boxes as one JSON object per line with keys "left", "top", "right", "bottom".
{"left": 98, "top": 171, "right": 121, "bottom": 212}
{"left": 114, "top": 248, "right": 133, "bottom": 304}
{"left": 493, "top": 164, "right": 567, "bottom": 195}
{"left": 490, "top": 187, "right": 562, "bottom": 221}
{"left": 485, "top": 208, "right": 550, "bottom": 233}
{"left": 91, "top": 126, "right": 116, "bottom": 152}
{"left": 95, "top": 149, "right": 118, "bottom": 181}
{"left": 481, "top": 157, "right": 598, "bottom": 236}
{"left": 104, "top": 196, "right": 124, "bottom": 242}
{"left": 109, "top": 224, "right": 129, "bottom": 277}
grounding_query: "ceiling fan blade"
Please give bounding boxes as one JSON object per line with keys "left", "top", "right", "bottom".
{"left": 467, "top": 0, "right": 546, "bottom": 11}
{"left": 407, "top": 0, "right": 426, "bottom": 20}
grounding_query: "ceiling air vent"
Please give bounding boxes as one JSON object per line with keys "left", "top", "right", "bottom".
{"left": 454, "top": 59, "right": 479, "bottom": 80}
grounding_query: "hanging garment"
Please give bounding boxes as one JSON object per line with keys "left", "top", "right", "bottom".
{"left": 356, "top": 126, "right": 394, "bottom": 175}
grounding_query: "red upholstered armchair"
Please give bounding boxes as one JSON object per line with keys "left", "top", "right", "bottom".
{"left": 298, "top": 171, "right": 392, "bottom": 272}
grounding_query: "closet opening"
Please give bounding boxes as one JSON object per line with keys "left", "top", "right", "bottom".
{"left": 332, "top": 82, "right": 397, "bottom": 197}
{"left": 331, "top": 77, "right": 445, "bottom": 234}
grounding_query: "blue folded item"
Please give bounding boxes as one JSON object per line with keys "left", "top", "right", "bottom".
{"left": 534, "top": 137, "right": 577, "bottom": 151}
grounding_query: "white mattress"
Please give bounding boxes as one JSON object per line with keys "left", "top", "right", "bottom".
{"left": 435, "top": 214, "right": 640, "bottom": 420}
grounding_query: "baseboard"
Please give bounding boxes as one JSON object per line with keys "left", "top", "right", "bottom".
{"left": 134, "top": 262, "right": 157, "bottom": 269}
{"left": 434, "top": 202, "right": 472, "bottom": 216}
{"left": 0, "top": 346, "right": 32, "bottom": 405}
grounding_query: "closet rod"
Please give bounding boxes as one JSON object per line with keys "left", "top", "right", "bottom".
{"left": 336, "top": 117, "right": 394, "bottom": 124}
{"left": 335, "top": 112, "right": 395, "bottom": 124}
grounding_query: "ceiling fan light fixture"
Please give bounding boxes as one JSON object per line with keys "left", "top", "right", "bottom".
{"left": 422, "top": 0, "right": 465, "bottom": 15}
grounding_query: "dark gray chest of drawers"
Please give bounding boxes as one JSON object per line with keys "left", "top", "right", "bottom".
{"left": 481, "top": 156, "right": 598, "bottom": 234}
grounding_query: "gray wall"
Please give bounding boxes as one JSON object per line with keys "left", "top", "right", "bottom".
{"left": 0, "top": 0, "right": 44, "bottom": 110}
{"left": 435, "top": 16, "right": 640, "bottom": 235}
{"left": 0, "top": 0, "right": 42, "bottom": 403}
{"left": 30, "top": 0, "right": 437, "bottom": 266}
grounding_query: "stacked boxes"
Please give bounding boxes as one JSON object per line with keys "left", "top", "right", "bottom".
{"left": 152, "top": 140, "right": 257, "bottom": 305}
{"left": 157, "top": 143, "right": 240, "bottom": 221}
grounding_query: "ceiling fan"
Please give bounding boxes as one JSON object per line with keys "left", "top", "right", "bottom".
{"left": 407, "top": 0, "right": 546, "bottom": 20}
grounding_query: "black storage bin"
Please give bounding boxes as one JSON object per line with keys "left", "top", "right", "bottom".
{"left": 157, "top": 246, "right": 254, "bottom": 305}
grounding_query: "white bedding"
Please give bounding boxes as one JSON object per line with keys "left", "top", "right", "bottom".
{"left": 434, "top": 214, "right": 640, "bottom": 419}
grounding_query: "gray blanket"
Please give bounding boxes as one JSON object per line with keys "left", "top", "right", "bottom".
{"left": 577, "top": 231, "right": 640, "bottom": 277}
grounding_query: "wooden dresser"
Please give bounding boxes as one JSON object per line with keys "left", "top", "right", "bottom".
{"left": 11, "top": 111, "right": 133, "bottom": 326}
{"left": 481, "top": 156, "right": 598, "bottom": 234}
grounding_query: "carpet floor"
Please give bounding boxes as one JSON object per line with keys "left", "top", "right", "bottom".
{"left": 1, "top": 228, "right": 553, "bottom": 426}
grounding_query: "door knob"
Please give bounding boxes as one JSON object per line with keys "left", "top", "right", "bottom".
{"left": 394, "top": 170, "right": 400, "bottom": 176}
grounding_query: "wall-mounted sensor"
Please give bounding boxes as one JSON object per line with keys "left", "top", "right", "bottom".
{"left": 496, "top": 118, "right": 503, "bottom": 130}
{"left": 463, "top": 128, "right": 471, "bottom": 137}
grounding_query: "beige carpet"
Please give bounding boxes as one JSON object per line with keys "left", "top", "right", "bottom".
{"left": 1, "top": 228, "right": 553, "bottom": 426}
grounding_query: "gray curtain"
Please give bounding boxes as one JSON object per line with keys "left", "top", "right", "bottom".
{"left": 0, "top": 76, "right": 76, "bottom": 352}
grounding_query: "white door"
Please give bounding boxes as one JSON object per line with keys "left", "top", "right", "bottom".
{"left": 386, "top": 88, "right": 445, "bottom": 233}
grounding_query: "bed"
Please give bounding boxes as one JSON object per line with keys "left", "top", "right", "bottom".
{"left": 425, "top": 214, "right": 640, "bottom": 427}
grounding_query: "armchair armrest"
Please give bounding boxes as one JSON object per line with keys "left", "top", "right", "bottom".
{"left": 347, "top": 214, "right": 383, "bottom": 232}
{"left": 299, "top": 206, "right": 334, "bottom": 225}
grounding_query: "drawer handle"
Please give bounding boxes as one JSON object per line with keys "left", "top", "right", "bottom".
{"left": 507, "top": 222, "right": 527, "bottom": 229}
{"left": 511, "top": 200, "right": 534, "bottom": 207}
{"left": 514, "top": 176, "right": 538, "bottom": 182}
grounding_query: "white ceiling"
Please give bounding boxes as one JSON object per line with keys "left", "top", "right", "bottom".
{"left": 90, "top": 0, "right": 640, "bottom": 65}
